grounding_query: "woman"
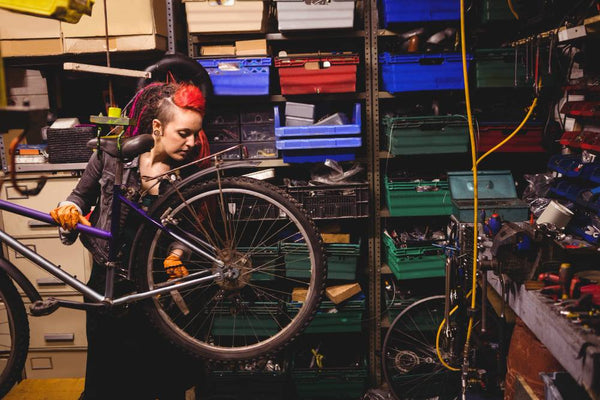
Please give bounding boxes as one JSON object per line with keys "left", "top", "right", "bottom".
{"left": 50, "top": 82, "right": 210, "bottom": 399}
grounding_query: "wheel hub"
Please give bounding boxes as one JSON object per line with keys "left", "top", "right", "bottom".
{"left": 394, "top": 351, "right": 419, "bottom": 372}
{"left": 213, "top": 249, "right": 252, "bottom": 290}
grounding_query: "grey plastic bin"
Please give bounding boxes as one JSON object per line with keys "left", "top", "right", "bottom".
{"left": 275, "top": 0, "right": 354, "bottom": 31}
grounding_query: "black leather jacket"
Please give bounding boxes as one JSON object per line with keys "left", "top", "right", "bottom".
{"left": 61, "top": 151, "right": 142, "bottom": 264}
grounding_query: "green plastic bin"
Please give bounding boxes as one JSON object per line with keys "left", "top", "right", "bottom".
{"left": 211, "top": 302, "right": 282, "bottom": 337}
{"left": 282, "top": 241, "right": 360, "bottom": 280}
{"left": 289, "top": 300, "right": 365, "bottom": 333}
{"left": 292, "top": 362, "right": 367, "bottom": 400}
{"left": 382, "top": 115, "right": 469, "bottom": 155}
{"left": 481, "top": 0, "right": 516, "bottom": 23}
{"left": 383, "top": 235, "right": 446, "bottom": 280}
{"left": 384, "top": 177, "right": 452, "bottom": 216}
{"left": 238, "top": 246, "right": 281, "bottom": 281}
{"left": 475, "top": 48, "right": 529, "bottom": 88}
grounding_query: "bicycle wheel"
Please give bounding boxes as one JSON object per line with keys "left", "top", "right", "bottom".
{"left": 0, "top": 270, "right": 29, "bottom": 398}
{"left": 133, "top": 177, "right": 326, "bottom": 361}
{"left": 382, "top": 295, "right": 460, "bottom": 400}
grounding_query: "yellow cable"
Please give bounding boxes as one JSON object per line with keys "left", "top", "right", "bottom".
{"left": 461, "top": 0, "right": 479, "bottom": 373}
{"left": 507, "top": 0, "right": 519, "bottom": 20}
{"left": 435, "top": 290, "right": 473, "bottom": 372}
{"left": 435, "top": 304, "right": 460, "bottom": 371}
{"left": 476, "top": 97, "right": 538, "bottom": 166}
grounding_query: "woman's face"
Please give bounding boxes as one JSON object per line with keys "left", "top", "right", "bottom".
{"left": 153, "top": 105, "right": 203, "bottom": 163}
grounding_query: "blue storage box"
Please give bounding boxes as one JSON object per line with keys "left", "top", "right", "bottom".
{"left": 275, "top": 103, "right": 361, "bottom": 138}
{"left": 196, "top": 57, "right": 271, "bottom": 96}
{"left": 281, "top": 150, "right": 357, "bottom": 163}
{"left": 380, "top": 52, "right": 471, "bottom": 92}
{"left": 381, "top": 0, "right": 460, "bottom": 26}
{"left": 275, "top": 103, "right": 362, "bottom": 163}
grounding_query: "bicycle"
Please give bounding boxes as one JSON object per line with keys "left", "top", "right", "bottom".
{"left": 0, "top": 125, "right": 326, "bottom": 397}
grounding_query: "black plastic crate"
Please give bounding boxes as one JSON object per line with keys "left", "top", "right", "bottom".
{"left": 46, "top": 126, "right": 96, "bottom": 163}
{"left": 286, "top": 183, "right": 369, "bottom": 219}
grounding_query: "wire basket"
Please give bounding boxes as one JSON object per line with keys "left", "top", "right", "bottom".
{"left": 46, "top": 126, "right": 96, "bottom": 163}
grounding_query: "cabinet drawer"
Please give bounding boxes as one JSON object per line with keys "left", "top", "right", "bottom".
{"left": 25, "top": 349, "right": 87, "bottom": 379}
{"left": 6, "top": 237, "right": 91, "bottom": 294}
{"left": 27, "top": 295, "right": 86, "bottom": 349}
{"left": 0, "top": 177, "right": 80, "bottom": 237}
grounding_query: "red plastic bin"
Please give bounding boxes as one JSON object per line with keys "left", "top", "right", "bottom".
{"left": 274, "top": 53, "right": 359, "bottom": 95}
{"left": 477, "top": 123, "right": 545, "bottom": 153}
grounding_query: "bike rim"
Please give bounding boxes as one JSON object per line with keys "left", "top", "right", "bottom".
{"left": 146, "top": 186, "right": 321, "bottom": 355}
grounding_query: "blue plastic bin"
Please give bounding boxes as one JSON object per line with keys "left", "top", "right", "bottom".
{"left": 275, "top": 103, "right": 361, "bottom": 138}
{"left": 380, "top": 52, "right": 471, "bottom": 92}
{"left": 281, "top": 150, "right": 357, "bottom": 163}
{"left": 381, "top": 0, "right": 460, "bottom": 26}
{"left": 275, "top": 103, "right": 362, "bottom": 163}
{"left": 196, "top": 58, "right": 271, "bottom": 96}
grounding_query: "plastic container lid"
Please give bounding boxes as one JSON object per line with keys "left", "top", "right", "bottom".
{"left": 448, "top": 170, "right": 518, "bottom": 200}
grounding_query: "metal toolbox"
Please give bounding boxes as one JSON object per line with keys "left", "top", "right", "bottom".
{"left": 448, "top": 170, "right": 529, "bottom": 222}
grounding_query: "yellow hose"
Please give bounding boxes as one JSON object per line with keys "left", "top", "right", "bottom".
{"left": 462, "top": 0, "right": 478, "bottom": 372}
{"left": 476, "top": 97, "right": 538, "bottom": 166}
{"left": 435, "top": 304, "right": 460, "bottom": 371}
{"left": 507, "top": 0, "right": 519, "bottom": 20}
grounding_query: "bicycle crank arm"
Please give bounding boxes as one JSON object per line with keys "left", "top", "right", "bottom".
{"left": 113, "top": 272, "right": 221, "bottom": 305}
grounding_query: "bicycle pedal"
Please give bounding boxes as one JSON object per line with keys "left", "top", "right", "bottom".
{"left": 30, "top": 298, "right": 60, "bottom": 316}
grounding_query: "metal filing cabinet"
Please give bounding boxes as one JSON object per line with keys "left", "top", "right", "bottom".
{"left": 0, "top": 171, "right": 91, "bottom": 378}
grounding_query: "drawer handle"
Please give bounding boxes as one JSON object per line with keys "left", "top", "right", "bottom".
{"left": 44, "top": 333, "right": 75, "bottom": 342}
{"left": 28, "top": 220, "right": 54, "bottom": 228}
{"left": 36, "top": 278, "right": 66, "bottom": 287}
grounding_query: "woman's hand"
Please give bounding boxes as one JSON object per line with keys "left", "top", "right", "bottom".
{"left": 164, "top": 254, "right": 189, "bottom": 280}
{"left": 50, "top": 204, "right": 91, "bottom": 230}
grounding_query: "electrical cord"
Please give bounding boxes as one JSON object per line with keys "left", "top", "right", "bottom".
{"left": 507, "top": 0, "right": 519, "bottom": 20}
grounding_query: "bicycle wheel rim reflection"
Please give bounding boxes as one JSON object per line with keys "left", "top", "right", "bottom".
{"left": 382, "top": 295, "right": 460, "bottom": 400}
{"left": 143, "top": 181, "right": 323, "bottom": 358}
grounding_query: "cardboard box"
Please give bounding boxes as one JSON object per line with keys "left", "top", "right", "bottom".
{"left": 235, "top": 39, "right": 267, "bottom": 56}
{"left": 292, "top": 287, "right": 308, "bottom": 303}
{"left": 201, "top": 45, "right": 236, "bottom": 56}
{"left": 61, "top": 0, "right": 167, "bottom": 54}
{"left": 0, "top": 8, "right": 63, "bottom": 57}
{"left": 326, "top": 283, "right": 361, "bottom": 304}
{"left": 321, "top": 233, "right": 351, "bottom": 244}
{"left": 185, "top": 0, "right": 265, "bottom": 33}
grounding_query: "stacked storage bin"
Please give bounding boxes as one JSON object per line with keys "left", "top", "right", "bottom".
{"left": 204, "top": 107, "right": 241, "bottom": 159}
{"left": 197, "top": 57, "right": 271, "bottom": 96}
{"left": 275, "top": 0, "right": 355, "bottom": 31}
{"left": 275, "top": 53, "right": 360, "bottom": 95}
{"left": 185, "top": 0, "right": 267, "bottom": 34}
{"left": 240, "top": 106, "right": 278, "bottom": 159}
{"left": 275, "top": 103, "right": 362, "bottom": 163}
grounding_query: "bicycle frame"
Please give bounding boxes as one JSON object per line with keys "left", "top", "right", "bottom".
{"left": 0, "top": 167, "right": 223, "bottom": 311}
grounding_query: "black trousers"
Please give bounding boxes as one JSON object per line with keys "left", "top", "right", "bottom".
{"left": 81, "top": 262, "right": 204, "bottom": 400}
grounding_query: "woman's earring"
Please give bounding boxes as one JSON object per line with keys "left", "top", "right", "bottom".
{"left": 153, "top": 130, "right": 161, "bottom": 136}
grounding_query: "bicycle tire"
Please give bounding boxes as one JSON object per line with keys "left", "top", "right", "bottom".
{"left": 133, "top": 177, "right": 326, "bottom": 361}
{"left": 0, "top": 270, "right": 29, "bottom": 398}
{"left": 382, "top": 295, "right": 460, "bottom": 400}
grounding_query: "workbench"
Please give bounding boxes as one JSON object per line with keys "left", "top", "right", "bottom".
{"left": 486, "top": 271, "right": 600, "bottom": 400}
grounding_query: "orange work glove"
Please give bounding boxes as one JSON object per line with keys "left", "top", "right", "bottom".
{"left": 50, "top": 204, "right": 91, "bottom": 230}
{"left": 164, "top": 254, "right": 189, "bottom": 280}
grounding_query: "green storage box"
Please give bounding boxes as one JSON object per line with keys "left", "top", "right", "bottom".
{"left": 211, "top": 302, "right": 282, "bottom": 337}
{"left": 383, "top": 115, "right": 469, "bottom": 155}
{"left": 383, "top": 235, "right": 446, "bottom": 280}
{"left": 384, "top": 177, "right": 452, "bottom": 216}
{"left": 238, "top": 246, "right": 281, "bottom": 281}
{"left": 385, "top": 297, "right": 420, "bottom": 322}
{"left": 289, "top": 300, "right": 365, "bottom": 333}
{"left": 475, "top": 48, "right": 529, "bottom": 88}
{"left": 292, "top": 362, "right": 367, "bottom": 400}
{"left": 481, "top": 0, "right": 516, "bottom": 23}
{"left": 282, "top": 242, "right": 360, "bottom": 280}
{"left": 448, "top": 170, "right": 530, "bottom": 222}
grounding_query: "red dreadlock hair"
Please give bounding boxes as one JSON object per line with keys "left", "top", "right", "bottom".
{"left": 125, "top": 82, "right": 210, "bottom": 167}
